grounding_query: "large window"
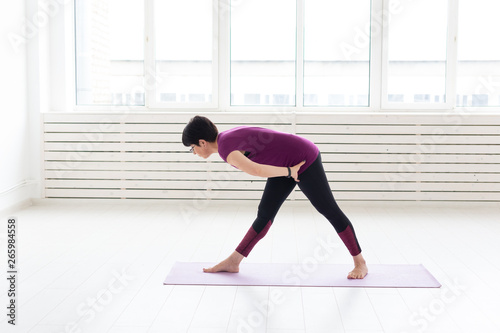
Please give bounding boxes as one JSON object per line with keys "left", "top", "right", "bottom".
{"left": 304, "top": 0, "right": 371, "bottom": 107}
{"left": 230, "top": 0, "right": 296, "bottom": 106}
{"left": 75, "top": 0, "right": 144, "bottom": 106}
{"left": 154, "top": 0, "right": 214, "bottom": 106}
{"left": 385, "top": 0, "right": 448, "bottom": 106}
{"left": 457, "top": 0, "right": 500, "bottom": 107}
{"left": 73, "top": 0, "right": 500, "bottom": 110}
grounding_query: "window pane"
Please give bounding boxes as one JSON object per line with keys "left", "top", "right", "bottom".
{"left": 304, "top": 0, "right": 370, "bottom": 107}
{"left": 387, "top": 0, "right": 447, "bottom": 104}
{"left": 155, "top": 0, "right": 213, "bottom": 104}
{"left": 457, "top": 0, "right": 500, "bottom": 107}
{"left": 231, "top": 0, "right": 296, "bottom": 106}
{"left": 75, "top": 0, "right": 144, "bottom": 105}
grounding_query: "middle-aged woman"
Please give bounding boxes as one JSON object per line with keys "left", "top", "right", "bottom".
{"left": 182, "top": 116, "right": 368, "bottom": 279}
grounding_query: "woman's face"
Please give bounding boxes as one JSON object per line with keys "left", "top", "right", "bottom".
{"left": 191, "top": 140, "right": 210, "bottom": 159}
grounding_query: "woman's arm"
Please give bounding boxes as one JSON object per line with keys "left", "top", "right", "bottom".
{"left": 226, "top": 150, "right": 305, "bottom": 181}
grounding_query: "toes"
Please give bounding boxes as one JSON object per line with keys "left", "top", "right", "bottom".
{"left": 347, "top": 270, "right": 365, "bottom": 279}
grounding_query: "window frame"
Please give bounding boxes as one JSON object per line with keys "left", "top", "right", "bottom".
{"left": 66, "top": 0, "right": 500, "bottom": 113}
{"left": 222, "top": 0, "right": 382, "bottom": 112}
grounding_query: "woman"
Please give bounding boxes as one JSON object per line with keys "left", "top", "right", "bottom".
{"left": 182, "top": 116, "right": 368, "bottom": 279}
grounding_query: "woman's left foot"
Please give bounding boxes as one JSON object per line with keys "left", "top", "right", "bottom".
{"left": 203, "top": 251, "right": 244, "bottom": 273}
{"left": 203, "top": 257, "right": 239, "bottom": 273}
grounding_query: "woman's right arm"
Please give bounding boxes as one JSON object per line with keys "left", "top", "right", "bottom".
{"left": 226, "top": 150, "right": 305, "bottom": 181}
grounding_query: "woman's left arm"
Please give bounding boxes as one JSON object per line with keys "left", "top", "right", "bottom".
{"left": 226, "top": 151, "right": 305, "bottom": 182}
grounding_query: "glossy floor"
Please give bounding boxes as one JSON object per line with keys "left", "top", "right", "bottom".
{"left": 1, "top": 199, "right": 499, "bottom": 333}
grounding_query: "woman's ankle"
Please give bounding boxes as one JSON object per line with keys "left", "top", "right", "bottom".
{"left": 353, "top": 253, "right": 366, "bottom": 266}
{"left": 230, "top": 251, "right": 244, "bottom": 265}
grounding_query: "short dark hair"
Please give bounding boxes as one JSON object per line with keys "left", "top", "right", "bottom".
{"left": 182, "top": 116, "right": 219, "bottom": 147}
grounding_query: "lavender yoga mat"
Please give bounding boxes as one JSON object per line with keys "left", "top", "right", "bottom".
{"left": 163, "top": 262, "right": 441, "bottom": 288}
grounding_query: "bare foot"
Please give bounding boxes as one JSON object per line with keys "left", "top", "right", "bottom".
{"left": 203, "top": 251, "right": 243, "bottom": 273}
{"left": 348, "top": 253, "right": 368, "bottom": 279}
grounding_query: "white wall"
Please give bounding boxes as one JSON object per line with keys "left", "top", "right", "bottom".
{"left": 0, "top": 0, "right": 41, "bottom": 212}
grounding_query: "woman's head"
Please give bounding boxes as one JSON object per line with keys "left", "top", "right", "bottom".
{"left": 182, "top": 115, "right": 218, "bottom": 147}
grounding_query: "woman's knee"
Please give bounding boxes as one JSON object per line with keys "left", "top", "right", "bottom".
{"left": 252, "top": 215, "right": 273, "bottom": 233}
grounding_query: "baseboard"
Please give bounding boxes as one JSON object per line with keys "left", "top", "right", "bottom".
{"left": 0, "top": 182, "right": 39, "bottom": 216}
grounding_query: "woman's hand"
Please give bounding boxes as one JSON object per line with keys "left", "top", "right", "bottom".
{"left": 290, "top": 160, "right": 306, "bottom": 182}
{"left": 227, "top": 150, "right": 307, "bottom": 180}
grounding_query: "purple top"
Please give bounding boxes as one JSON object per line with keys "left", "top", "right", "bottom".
{"left": 217, "top": 126, "right": 319, "bottom": 175}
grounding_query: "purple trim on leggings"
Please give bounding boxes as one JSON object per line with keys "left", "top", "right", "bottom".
{"left": 338, "top": 225, "right": 361, "bottom": 256}
{"left": 235, "top": 220, "right": 273, "bottom": 257}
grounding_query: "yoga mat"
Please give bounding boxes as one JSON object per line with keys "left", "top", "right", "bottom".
{"left": 163, "top": 262, "right": 441, "bottom": 288}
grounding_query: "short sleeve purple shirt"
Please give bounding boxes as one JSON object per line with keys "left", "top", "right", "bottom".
{"left": 217, "top": 126, "right": 319, "bottom": 175}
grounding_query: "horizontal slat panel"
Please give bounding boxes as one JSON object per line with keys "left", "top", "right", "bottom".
{"left": 327, "top": 172, "right": 500, "bottom": 182}
{"left": 44, "top": 132, "right": 500, "bottom": 145}
{"left": 45, "top": 179, "right": 266, "bottom": 190}
{"left": 43, "top": 112, "right": 295, "bottom": 124}
{"left": 322, "top": 153, "right": 500, "bottom": 164}
{"left": 45, "top": 188, "right": 500, "bottom": 201}
{"left": 329, "top": 182, "right": 500, "bottom": 192}
{"left": 44, "top": 151, "right": 500, "bottom": 164}
{"left": 295, "top": 113, "right": 500, "bottom": 125}
{"left": 45, "top": 188, "right": 264, "bottom": 199}
{"left": 44, "top": 161, "right": 500, "bottom": 173}
{"left": 316, "top": 144, "right": 500, "bottom": 154}
{"left": 294, "top": 191, "right": 500, "bottom": 201}
{"left": 44, "top": 170, "right": 254, "bottom": 181}
{"left": 42, "top": 112, "right": 500, "bottom": 202}
{"left": 44, "top": 122, "right": 294, "bottom": 134}
{"left": 44, "top": 133, "right": 181, "bottom": 142}
{"left": 304, "top": 134, "right": 500, "bottom": 144}
{"left": 323, "top": 163, "right": 500, "bottom": 173}
{"left": 44, "top": 170, "right": 500, "bottom": 183}
{"left": 44, "top": 179, "right": 498, "bottom": 192}
{"left": 296, "top": 124, "right": 500, "bottom": 135}
{"left": 44, "top": 123, "right": 183, "bottom": 133}
{"left": 44, "top": 151, "right": 189, "bottom": 161}
{"left": 45, "top": 161, "right": 233, "bottom": 171}
{"left": 45, "top": 122, "right": 500, "bottom": 137}
{"left": 43, "top": 112, "right": 500, "bottom": 125}
{"left": 44, "top": 142, "right": 186, "bottom": 151}
{"left": 44, "top": 142, "right": 500, "bottom": 154}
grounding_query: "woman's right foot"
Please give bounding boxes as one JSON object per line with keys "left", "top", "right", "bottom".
{"left": 347, "top": 262, "right": 368, "bottom": 279}
{"left": 348, "top": 253, "right": 368, "bottom": 279}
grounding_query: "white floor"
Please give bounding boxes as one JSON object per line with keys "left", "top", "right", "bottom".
{"left": 1, "top": 199, "right": 500, "bottom": 333}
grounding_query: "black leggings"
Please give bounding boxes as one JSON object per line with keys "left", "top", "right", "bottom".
{"left": 236, "top": 153, "right": 362, "bottom": 257}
